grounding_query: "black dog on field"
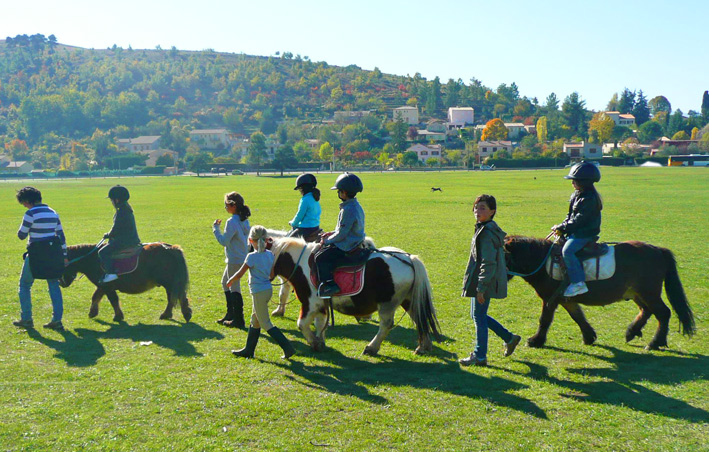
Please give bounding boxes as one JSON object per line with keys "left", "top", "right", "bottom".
{"left": 431, "top": 187, "right": 443, "bottom": 192}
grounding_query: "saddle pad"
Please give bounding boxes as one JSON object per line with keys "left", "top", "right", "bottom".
{"left": 310, "top": 265, "right": 366, "bottom": 297}
{"left": 101, "top": 249, "right": 141, "bottom": 276}
{"left": 546, "top": 246, "right": 616, "bottom": 281}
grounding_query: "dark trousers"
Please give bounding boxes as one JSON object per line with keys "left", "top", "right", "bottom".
{"left": 98, "top": 243, "right": 120, "bottom": 274}
{"left": 287, "top": 227, "right": 320, "bottom": 241}
{"left": 315, "top": 245, "right": 361, "bottom": 283}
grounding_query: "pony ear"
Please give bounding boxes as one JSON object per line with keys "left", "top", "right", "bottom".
{"left": 265, "top": 237, "right": 274, "bottom": 250}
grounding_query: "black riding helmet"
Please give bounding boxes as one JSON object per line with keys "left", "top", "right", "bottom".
{"left": 564, "top": 161, "right": 601, "bottom": 183}
{"left": 331, "top": 172, "right": 363, "bottom": 193}
{"left": 107, "top": 185, "right": 130, "bottom": 202}
{"left": 294, "top": 173, "right": 317, "bottom": 190}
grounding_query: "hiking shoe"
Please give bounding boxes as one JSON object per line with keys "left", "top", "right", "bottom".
{"left": 459, "top": 354, "right": 488, "bottom": 367}
{"left": 563, "top": 282, "right": 589, "bottom": 297}
{"left": 43, "top": 321, "right": 64, "bottom": 331}
{"left": 504, "top": 334, "right": 521, "bottom": 357}
{"left": 100, "top": 274, "right": 118, "bottom": 283}
{"left": 12, "top": 319, "right": 34, "bottom": 329}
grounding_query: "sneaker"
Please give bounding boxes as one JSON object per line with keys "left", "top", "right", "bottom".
{"left": 459, "top": 354, "right": 488, "bottom": 367}
{"left": 504, "top": 334, "right": 521, "bottom": 357}
{"left": 318, "top": 281, "right": 340, "bottom": 298}
{"left": 43, "top": 321, "right": 64, "bottom": 331}
{"left": 101, "top": 274, "right": 118, "bottom": 284}
{"left": 12, "top": 319, "right": 34, "bottom": 328}
{"left": 563, "top": 282, "right": 589, "bottom": 297}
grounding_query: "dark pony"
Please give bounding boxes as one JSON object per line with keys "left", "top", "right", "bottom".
{"left": 504, "top": 235, "right": 695, "bottom": 350}
{"left": 59, "top": 243, "right": 192, "bottom": 322}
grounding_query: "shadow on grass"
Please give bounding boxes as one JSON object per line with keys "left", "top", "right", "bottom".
{"left": 512, "top": 345, "right": 708, "bottom": 423}
{"left": 26, "top": 320, "right": 224, "bottom": 366}
{"left": 272, "top": 343, "right": 547, "bottom": 419}
{"left": 277, "top": 319, "right": 456, "bottom": 356}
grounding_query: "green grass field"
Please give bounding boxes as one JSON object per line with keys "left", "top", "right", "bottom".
{"left": 1, "top": 168, "right": 707, "bottom": 451}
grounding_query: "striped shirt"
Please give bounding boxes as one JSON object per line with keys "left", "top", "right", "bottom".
{"left": 17, "top": 204, "right": 67, "bottom": 256}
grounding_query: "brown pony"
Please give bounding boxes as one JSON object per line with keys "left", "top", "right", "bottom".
{"left": 504, "top": 236, "right": 695, "bottom": 350}
{"left": 59, "top": 243, "right": 192, "bottom": 322}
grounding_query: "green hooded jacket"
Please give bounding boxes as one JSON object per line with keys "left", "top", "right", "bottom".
{"left": 461, "top": 220, "right": 508, "bottom": 299}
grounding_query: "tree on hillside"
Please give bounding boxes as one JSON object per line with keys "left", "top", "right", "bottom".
{"left": 402, "top": 151, "right": 419, "bottom": 167}
{"left": 481, "top": 118, "right": 508, "bottom": 141}
{"left": 536, "top": 116, "right": 548, "bottom": 143}
{"left": 671, "top": 131, "right": 689, "bottom": 140}
{"left": 318, "top": 142, "right": 334, "bottom": 162}
{"left": 545, "top": 93, "right": 560, "bottom": 113}
{"left": 588, "top": 113, "right": 615, "bottom": 144}
{"left": 425, "top": 77, "right": 442, "bottom": 114}
{"left": 606, "top": 93, "right": 619, "bottom": 112}
{"left": 637, "top": 121, "right": 663, "bottom": 143}
{"left": 618, "top": 88, "right": 635, "bottom": 114}
{"left": 649, "top": 95, "right": 671, "bottom": 116}
{"left": 691, "top": 127, "right": 700, "bottom": 140}
{"left": 388, "top": 119, "right": 408, "bottom": 152}
{"left": 702, "top": 90, "right": 709, "bottom": 121}
{"left": 189, "top": 153, "right": 210, "bottom": 176}
{"left": 561, "top": 92, "right": 587, "bottom": 137}
{"left": 247, "top": 131, "right": 268, "bottom": 175}
{"left": 632, "top": 90, "right": 650, "bottom": 125}
{"left": 667, "top": 110, "right": 685, "bottom": 137}
{"left": 272, "top": 144, "right": 298, "bottom": 176}
{"left": 444, "top": 79, "right": 462, "bottom": 108}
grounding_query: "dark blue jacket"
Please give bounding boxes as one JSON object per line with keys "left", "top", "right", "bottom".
{"left": 558, "top": 189, "right": 602, "bottom": 239}
{"left": 107, "top": 202, "right": 140, "bottom": 247}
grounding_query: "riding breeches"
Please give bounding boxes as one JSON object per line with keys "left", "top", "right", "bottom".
{"left": 249, "top": 288, "right": 274, "bottom": 330}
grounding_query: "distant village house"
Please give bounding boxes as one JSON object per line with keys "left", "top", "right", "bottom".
{"left": 563, "top": 141, "right": 602, "bottom": 160}
{"left": 603, "top": 111, "right": 636, "bottom": 128}
{"left": 392, "top": 106, "right": 419, "bottom": 125}
{"left": 117, "top": 136, "right": 162, "bottom": 152}
{"left": 407, "top": 143, "right": 442, "bottom": 163}
{"left": 447, "top": 107, "right": 475, "bottom": 129}
{"left": 477, "top": 141, "right": 512, "bottom": 163}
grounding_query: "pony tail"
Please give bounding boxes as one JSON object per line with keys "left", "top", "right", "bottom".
{"left": 239, "top": 204, "right": 251, "bottom": 221}
{"left": 249, "top": 225, "right": 267, "bottom": 253}
{"left": 312, "top": 188, "right": 321, "bottom": 202}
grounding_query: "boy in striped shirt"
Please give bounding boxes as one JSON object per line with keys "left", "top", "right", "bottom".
{"left": 13, "top": 186, "right": 67, "bottom": 331}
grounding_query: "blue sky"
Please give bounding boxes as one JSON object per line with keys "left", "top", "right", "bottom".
{"left": 3, "top": 0, "right": 707, "bottom": 113}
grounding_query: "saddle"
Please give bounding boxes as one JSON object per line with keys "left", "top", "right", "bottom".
{"left": 547, "top": 238, "right": 615, "bottom": 281}
{"left": 309, "top": 244, "right": 373, "bottom": 297}
{"left": 101, "top": 244, "right": 143, "bottom": 275}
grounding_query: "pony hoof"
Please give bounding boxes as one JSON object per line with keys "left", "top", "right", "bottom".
{"left": 625, "top": 330, "right": 642, "bottom": 343}
{"left": 159, "top": 312, "right": 172, "bottom": 320}
{"left": 527, "top": 337, "right": 545, "bottom": 348}
{"left": 271, "top": 309, "right": 285, "bottom": 317}
{"left": 312, "top": 339, "right": 325, "bottom": 352}
{"left": 182, "top": 309, "right": 192, "bottom": 323}
{"left": 362, "top": 347, "right": 378, "bottom": 356}
{"left": 413, "top": 346, "right": 430, "bottom": 355}
{"left": 88, "top": 310, "right": 99, "bottom": 318}
{"left": 583, "top": 333, "right": 597, "bottom": 346}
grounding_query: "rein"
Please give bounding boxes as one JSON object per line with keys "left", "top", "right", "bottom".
{"left": 507, "top": 241, "right": 555, "bottom": 278}
{"left": 66, "top": 238, "right": 106, "bottom": 266}
{"left": 272, "top": 244, "right": 308, "bottom": 287}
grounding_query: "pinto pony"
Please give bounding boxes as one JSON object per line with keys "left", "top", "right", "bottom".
{"left": 270, "top": 237, "right": 441, "bottom": 355}
{"left": 504, "top": 235, "right": 695, "bottom": 350}
{"left": 59, "top": 243, "right": 192, "bottom": 322}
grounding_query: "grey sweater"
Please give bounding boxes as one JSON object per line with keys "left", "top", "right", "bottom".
{"left": 213, "top": 215, "right": 250, "bottom": 264}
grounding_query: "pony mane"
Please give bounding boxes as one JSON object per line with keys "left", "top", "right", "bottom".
{"left": 505, "top": 235, "right": 552, "bottom": 253}
{"left": 271, "top": 237, "right": 313, "bottom": 261}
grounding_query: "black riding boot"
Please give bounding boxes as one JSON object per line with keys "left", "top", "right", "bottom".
{"left": 267, "top": 326, "right": 296, "bottom": 359}
{"left": 232, "top": 327, "right": 260, "bottom": 358}
{"left": 217, "top": 291, "right": 234, "bottom": 324}
{"left": 224, "top": 292, "right": 245, "bottom": 329}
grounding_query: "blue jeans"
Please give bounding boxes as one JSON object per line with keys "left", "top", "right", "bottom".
{"left": 471, "top": 296, "right": 513, "bottom": 360}
{"left": 562, "top": 236, "right": 594, "bottom": 284}
{"left": 19, "top": 257, "right": 64, "bottom": 322}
